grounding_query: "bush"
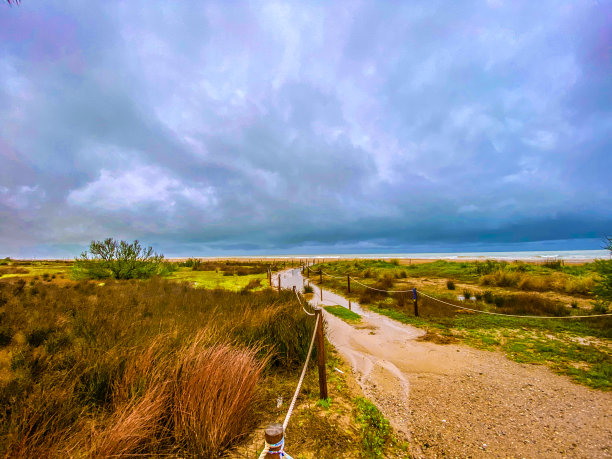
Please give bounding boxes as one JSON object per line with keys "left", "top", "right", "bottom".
{"left": 446, "top": 280, "right": 455, "bottom": 290}
{"left": 494, "top": 293, "right": 569, "bottom": 317}
{"left": 593, "top": 237, "right": 612, "bottom": 307}
{"left": 303, "top": 284, "right": 314, "bottom": 294}
{"left": 72, "top": 238, "right": 165, "bottom": 280}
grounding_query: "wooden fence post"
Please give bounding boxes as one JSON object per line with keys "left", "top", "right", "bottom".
{"left": 319, "top": 269, "right": 322, "bottom": 284}
{"left": 413, "top": 288, "right": 419, "bottom": 317}
{"left": 307, "top": 266, "right": 310, "bottom": 277}
{"left": 314, "top": 308, "right": 328, "bottom": 400}
{"left": 264, "top": 423, "right": 284, "bottom": 458}
{"left": 347, "top": 274, "right": 351, "bottom": 293}
{"left": 278, "top": 274, "right": 281, "bottom": 292}
{"left": 348, "top": 300, "right": 351, "bottom": 311}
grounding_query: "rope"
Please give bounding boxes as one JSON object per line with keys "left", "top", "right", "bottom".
{"left": 294, "top": 289, "right": 316, "bottom": 316}
{"left": 258, "top": 312, "right": 320, "bottom": 459}
{"left": 350, "top": 277, "right": 413, "bottom": 293}
{"left": 258, "top": 445, "right": 270, "bottom": 459}
{"left": 417, "top": 290, "right": 612, "bottom": 319}
{"left": 283, "top": 313, "right": 320, "bottom": 430}
{"left": 319, "top": 269, "right": 347, "bottom": 279}
{"left": 260, "top": 438, "right": 293, "bottom": 458}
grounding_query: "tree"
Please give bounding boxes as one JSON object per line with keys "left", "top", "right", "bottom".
{"left": 73, "top": 238, "right": 167, "bottom": 280}
{"left": 592, "top": 236, "right": 612, "bottom": 312}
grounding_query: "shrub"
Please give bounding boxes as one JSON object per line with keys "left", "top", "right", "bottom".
{"left": 446, "top": 280, "right": 455, "bottom": 290}
{"left": 496, "top": 293, "right": 569, "bottom": 317}
{"left": 241, "top": 278, "right": 262, "bottom": 292}
{"left": 303, "top": 284, "right": 314, "bottom": 294}
{"left": 72, "top": 238, "right": 165, "bottom": 280}
{"left": 593, "top": 237, "right": 612, "bottom": 307}
{"left": 463, "top": 289, "right": 472, "bottom": 300}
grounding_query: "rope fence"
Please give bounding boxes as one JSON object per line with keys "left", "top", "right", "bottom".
{"left": 257, "top": 269, "right": 326, "bottom": 458}
{"left": 313, "top": 267, "right": 612, "bottom": 320}
{"left": 263, "top": 263, "right": 611, "bottom": 455}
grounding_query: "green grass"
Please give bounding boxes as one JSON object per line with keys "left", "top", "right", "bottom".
{"left": 324, "top": 305, "right": 361, "bottom": 324}
{"left": 168, "top": 267, "right": 267, "bottom": 291}
{"left": 353, "top": 397, "right": 409, "bottom": 458}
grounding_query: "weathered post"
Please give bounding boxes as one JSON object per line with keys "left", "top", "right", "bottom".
{"left": 348, "top": 300, "right": 351, "bottom": 311}
{"left": 264, "top": 423, "right": 284, "bottom": 458}
{"left": 278, "top": 274, "right": 281, "bottom": 292}
{"left": 319, "top": 269, "right": 322, "bottom": 284}
{"left": 314, "top": 308, "right": 328, "bottom": 400}
{"left": 347, "top": 274, "right": 351, "bottom": 293}
{"left": 413, "top": 288, "right": 419, "bottom": 317}
{"left": 307, "top": 265, "right": 310, "bottom": 277}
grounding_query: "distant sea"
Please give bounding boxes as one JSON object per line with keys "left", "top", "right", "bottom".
{"left": 231, "top": 250, "right": 610, "bottom": 261}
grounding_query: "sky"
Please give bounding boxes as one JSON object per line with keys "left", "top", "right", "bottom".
{"left": 0, "top": 0, "right": 611, "bottom": 257}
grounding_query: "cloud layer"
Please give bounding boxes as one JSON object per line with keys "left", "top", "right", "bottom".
{"left": 1, "top": 0, "right": 610, "bottom": 257}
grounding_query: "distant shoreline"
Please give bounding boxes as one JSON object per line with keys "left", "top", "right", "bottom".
{"left": 166, "top": 250, "right": 609, "bottom": 264}
{"left": 8, "top": 249, "right": 609, "bottom": 263}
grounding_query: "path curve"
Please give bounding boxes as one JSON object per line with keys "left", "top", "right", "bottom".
{"left": 276, "top": 269, "right": 612, "bottom": 458}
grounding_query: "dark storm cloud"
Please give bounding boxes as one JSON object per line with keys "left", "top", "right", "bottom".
{"left": 0, "top": 0, "right": 610, "bottom": 257}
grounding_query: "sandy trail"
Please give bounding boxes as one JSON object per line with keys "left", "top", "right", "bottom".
{"left": 277, "top": 269, "right": 612, "bottom": 458}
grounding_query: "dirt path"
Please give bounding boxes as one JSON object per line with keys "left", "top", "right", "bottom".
{"left": 278, "top": 269, "right": 612, "bottom": 458}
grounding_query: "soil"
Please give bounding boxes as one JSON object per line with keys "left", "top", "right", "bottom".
{"left": 279, "top": 269, "right": 612, "bottom": 459}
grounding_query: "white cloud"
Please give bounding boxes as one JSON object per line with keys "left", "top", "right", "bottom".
{"left": 67, "top": 166, "right": 217, "bottom": 211}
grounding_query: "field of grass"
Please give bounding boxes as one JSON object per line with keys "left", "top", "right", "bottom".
{"left": 313, "top": 259, "right": 599, "bottom": 297}
{"left": 0, "top": 260, "right": 410, "bottom": 457}
{"left": 310, "top": 260, "right": 612, "bottom": 391}
{"left": 169, "top": 267, "right": 267, "bottom": 291}
{"left": 0, "top": 276, "right": 317, "bottom": 456}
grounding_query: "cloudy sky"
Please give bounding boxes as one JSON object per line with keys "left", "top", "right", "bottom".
{"left": 1, "top": 1, "right": 611, "bottom": 257}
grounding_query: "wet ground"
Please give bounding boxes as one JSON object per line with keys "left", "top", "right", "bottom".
{"left": 274, "top": 268, "right": 612, "bottom": 458}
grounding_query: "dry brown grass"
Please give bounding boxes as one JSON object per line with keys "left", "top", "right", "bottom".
{"left": 173, "top": 340, "right": 267, "bottom": 456}
{"left": 0, "top": 277, "right": 313, "bottom": 457}
{"left": 0, "top": 267, "right": 29, "bottom": 276}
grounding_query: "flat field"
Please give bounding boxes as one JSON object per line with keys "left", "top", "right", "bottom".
{"left": 0, "top": 259, "right": 409, "bottom": 458}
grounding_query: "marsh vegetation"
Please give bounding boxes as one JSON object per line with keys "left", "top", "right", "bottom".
{"left": 310, "top": 258, "right": 612, "bottom": 390}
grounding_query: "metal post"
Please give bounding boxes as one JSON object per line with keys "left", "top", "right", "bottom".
{"left": 314, "top": 308, "right": 328, "bottom": 400}
{"left": 264, "top": 423, "right": 284, "bottom": 458}
{"left": 413, "top": 288, "right": 419, "bottom": 317}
